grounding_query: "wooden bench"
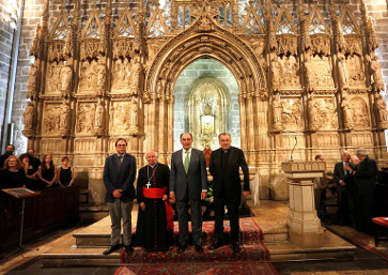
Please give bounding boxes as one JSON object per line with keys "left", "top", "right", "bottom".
{"left": 372, "top": 217, "right": 388, "bottom": 246}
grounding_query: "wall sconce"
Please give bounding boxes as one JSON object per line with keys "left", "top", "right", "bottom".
{"left": 3, "top": 0, "right": 19, "bottom": 30}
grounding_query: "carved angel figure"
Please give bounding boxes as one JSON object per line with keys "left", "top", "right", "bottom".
{"left": 27, "top": 63, "right": 38, "bottom": 92}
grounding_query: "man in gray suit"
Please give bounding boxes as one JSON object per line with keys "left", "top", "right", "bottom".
{"left": 169, "top": 133, "right": 208, "bottom": 253}
{"left": 103, "top": 138, "right": 136, "bottom": 255}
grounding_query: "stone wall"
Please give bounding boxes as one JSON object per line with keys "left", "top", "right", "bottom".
{"left": 0, "top": 0, "right": 16, "bottom": 141}
{"left": 5, "top": 0, "right": 388, "bottom": 155}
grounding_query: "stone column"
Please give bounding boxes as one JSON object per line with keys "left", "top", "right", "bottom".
{"left": 282, "top": 161, "right": 326, "bottom": 248}
{"left": 158, "top": 94, "right": 166, "bottom": 163}
{"left": 238, "top": 94, "right": 247, "bottom": 151}
{"left": 246, "top": 92, "right": 256, "bottom": 164}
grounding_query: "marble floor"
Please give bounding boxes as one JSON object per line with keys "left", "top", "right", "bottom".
{"left": 0, "top": 200, "right": 387, "bottom": 275}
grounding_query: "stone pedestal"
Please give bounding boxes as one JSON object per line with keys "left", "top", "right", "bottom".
{"left": 282, "top": 161, "right": 326, "bottom": 248}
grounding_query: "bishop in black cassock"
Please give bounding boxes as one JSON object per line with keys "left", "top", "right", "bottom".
{"left": 135, "top": 150, "right": 173, "bottom": 251}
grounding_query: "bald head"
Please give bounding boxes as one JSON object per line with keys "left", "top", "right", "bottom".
{"left": 350, "top": 155, "right": 360, "bottom": 165}
{"left": 145, "top": 150, "right": 158, "bottom": 166}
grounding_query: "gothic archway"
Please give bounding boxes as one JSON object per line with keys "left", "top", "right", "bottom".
{"left": 143, "top": 12, "right": 267, "bottom": 163}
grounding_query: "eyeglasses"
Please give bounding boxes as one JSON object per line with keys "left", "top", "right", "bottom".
{"left": 117, "top": 144, "right": 127, "bottom": 147}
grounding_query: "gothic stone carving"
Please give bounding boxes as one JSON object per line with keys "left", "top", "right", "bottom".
{"left": 43, "top": 103, "right": 61, "bottom": 136}
{"left": 22, "top": 101, "right": 34, "bottom": 137}
{"left": 78, "top": 59, "right": 106, "bottom": 94}
{"left": 76, "top": 103, "right": 95, "bottom": 135}
{"left": 375, "top": 93, "right": 388, "bottom": 129}
{"left": 281, "top": 98, "right": 303, "bottom": 130}
{"left": 109, "top": 98, "right": 140, "bottom": 136}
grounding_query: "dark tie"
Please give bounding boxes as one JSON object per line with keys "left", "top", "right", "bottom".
{"left": 118, "top": 155, "right": 123, "bottom": 170}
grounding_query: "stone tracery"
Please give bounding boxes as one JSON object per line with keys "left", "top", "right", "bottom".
{"left": 22, "top": 0, "right": 388, "bottom": 203}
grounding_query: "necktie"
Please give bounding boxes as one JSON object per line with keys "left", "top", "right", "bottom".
{"left": 118, "top": 155, "right": 123, "bottom": 171}
{"left": 184, "top": 151, "right": 189, "bottom": 173}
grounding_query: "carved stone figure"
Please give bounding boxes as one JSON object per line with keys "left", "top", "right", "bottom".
{"left": 59, "top": 101, "right": 70, "bottom": 135}
{"left": 96, "top": 59, "right": 106, "bottom": 89}
{"left": 376, "top": 94, "right": 387, "bottom": 125}
{"left": 27, "top": 63, "right": 38, "bottom": 92}
{"left": 282, "top": 99, "right": 302, "bottom": 128}
{"left": 128, "top": 97, "right": 139, "bottom": 130}
{"left": 130, "top": 57, "right": 143, "bottom": 91}
{"left": 95, "top": 98, "right": 104, "bottom": 127}
{"left": 60, "top": 64, "right": 73, "bottom": 91}
{"left": 308, "top": 95, "right": 317, "bottom": 124}
{"left": 338, "top": 54, "right": 347, "bottom": 88}
{"left": 43, "top": 105, "right": 60, "bottom": 135}
{"left": 272, "top": 94, "right": 282, "bottom": 124}
{"left": 77, "top": 104, "right": 95, "bottom": 134}
{"left": 270, "top": 57, "right": 281, "bottom": 89}
{"left": 23, "top": 101, "right": 34, "bottom": 130}
{"left": 341, "top": 96, "right": 354, "bottom": 127}
{"left": 304, "top": 57, "right": 312, "bottom": 89}
{"left": 370, "top": 55, "right": 385, "bottom": 91}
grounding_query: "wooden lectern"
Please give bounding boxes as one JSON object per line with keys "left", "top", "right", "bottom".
{"left": 2, "top": 188, "right": 40, "bottom": 248}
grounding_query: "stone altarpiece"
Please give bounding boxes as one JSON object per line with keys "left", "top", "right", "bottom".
{"left": 23, "top": 0, "right": 388, "bottom": 204}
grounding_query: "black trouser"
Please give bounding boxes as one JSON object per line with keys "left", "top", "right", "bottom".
{"left": 214, "top": 195, "right": 241, "bottom": 244}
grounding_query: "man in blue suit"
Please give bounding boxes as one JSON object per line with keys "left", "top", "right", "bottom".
{"left": 169, "top": 133, "right": 208, "bottom": 253}
{"left": 103, "top": 138, "right": 136, "bottom": 255}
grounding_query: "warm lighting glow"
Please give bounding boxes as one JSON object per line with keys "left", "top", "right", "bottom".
{"left": 3, "top": 0, "right": 19, "bottom": 30}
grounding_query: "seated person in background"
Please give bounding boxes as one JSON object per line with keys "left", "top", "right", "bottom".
{"left": 0, "top": 156, "right": 27, "bottom": 189}
{"left": 19, "top": 153, "right": 38, "bottom": 190}
{"left": 57, "top": 157, "right": 74, "bottom": 187}
{"left": 37, "top": 154, "right": 58, "bottom": 188}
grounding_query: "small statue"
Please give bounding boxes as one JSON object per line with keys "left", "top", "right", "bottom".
{"left": 370, "top": 55, "right": 385, "bottom": 91}
{"left": 95, "top": 98, "right": 104, "bottom": 128}
{"left": 60, "top": 64, "right": 73, "bottom": 91}
{"left": 376, "top": 94, "right": 387, "bottom": 124}
{"left": 27, "top": 63, "right": 38, "bottom": 92}
{"left": 23, "top": 101, "right": 34, "bottom": 130}
{"left": 341, "top": 95, "right": 354, "bottom": 127}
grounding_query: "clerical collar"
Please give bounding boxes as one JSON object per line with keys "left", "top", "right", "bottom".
{"left": 223, "top": 147, "right": 231, "bottom": 153}
{"left": 149, "top": 163, "right": 158, "bottom": 168}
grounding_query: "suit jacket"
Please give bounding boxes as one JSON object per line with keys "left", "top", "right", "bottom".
{"left": 169, "top": 148, "right": 208, "bottom": 201}
{"left": 334, "top": 162, "right": 353, "bottom": 192}
{"left": 209, "top": 147, "right": 249, "bottom": 198}
{"left": 354, "top": 156, "right": 377, "bottom": 196}
{"left": 103, "top": 153, "right": 136, "bottom": 203}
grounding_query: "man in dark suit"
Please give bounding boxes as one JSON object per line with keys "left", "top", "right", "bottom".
{"left": 333, "top": 151, "right": 354, "bottom": 226}
{"left": 169, "top": 133, "right": 208, "bottom": 253}
{"left": 103, "top": 138, "right": 136, "bottom": 255}
{"left": 352, "top": 148, "right": 377, "bottom": 234}
{"left": 0, "top": 144, "right": 15, "bottom": 169}
{"left": 27, "top": 148, "right": 41, "bottom": 171}
{"left": 209, "top": 133, "right": 250, "bottom": 253}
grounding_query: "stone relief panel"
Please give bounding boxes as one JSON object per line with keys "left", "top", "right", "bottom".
{"left": 351, "top": 133, "right": 373, "bottom": 147}
{"left": 109, "top": 99, "right": 139, "bottom": 135}
{"left": 346, "top": 55, "right": 366, "bottom": 88}
{"left": 307, "top": 56, "right": 334, "bottom": 88}
{"left": 281, "top": 98, "right": 303, "bottom": 130}
{"left": 279, "top": 55, "right": 300, "bottom": 88}
{"left": 78, "top": 59, "right": 106, "bottom": 94}
{"left": 349, "top": 96, "right": 370, "bottom": 128}
{"left": 76, "top": 103, "right": 95, "bottom": 135}
{"left": 42, "top": 103, "right": 61, "bottom": 136}
{"left": 111, "top": 58, "right": 143, "bottom": 94}
{"left": 312, "top": 97, "right": 338, "bottom": 129}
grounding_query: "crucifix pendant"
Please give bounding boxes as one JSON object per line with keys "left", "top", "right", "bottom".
{"left": 146, "top": 182, "right": 151, "bottom": 189}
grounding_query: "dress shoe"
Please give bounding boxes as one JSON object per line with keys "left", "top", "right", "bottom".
{"left": 195, "top": 244, "right": 203, "bottom": 253}
{"left": 102, "top": 244, "right": 120, "bottom": 255}
{"left": 125, "top": 245, "right": 134, "bottom": 254}
{"left": 209, "top": 242, "right": 225, "bottom": 250}
{"left": 232, "top": 243, "right": 240, "bottom": 253}
{"left": 178, "top": 244, "right": 187, "bottom": 253}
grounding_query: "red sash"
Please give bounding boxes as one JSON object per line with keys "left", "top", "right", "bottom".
{"left": 142, "top": 186, "right": 174, "bottom": 230}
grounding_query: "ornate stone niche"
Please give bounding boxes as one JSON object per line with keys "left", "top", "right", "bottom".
{"left": 281, "top": 97, "right": 303, "bottom": 131}
{"left": 350, "top": 132, "right": 373, "bottom": 147}
{"left": 42, "top": 103, "right": 62, "bottom": 136}
{"left": 75, "top": 103, "right": 96, "bottom": 136}
{"left": 109, "top": 98, "right": 140, "bottom": 136}
{"left": 308, "top": 56, "right": 334, "bottom": 89}
{"left": 185, "top": 78, "right": 230, "bottom": 150}
{"left": 310, "top": 96, "right": 338, "bottom": 130}
{"left": 311, "top": 133, "right": 340, "bottom": 147}
{"left": 349, "top": 96, "right": 371, "bottom": 129}
{"left": 78, "top": 59, "right": 106, "bottom": 95}
{"left": 346, "top": 55, "right": 366, "bottom": 88}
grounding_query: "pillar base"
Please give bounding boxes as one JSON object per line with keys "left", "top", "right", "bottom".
{"left": 289, "top": 228, "right": 325, "bottom": 248}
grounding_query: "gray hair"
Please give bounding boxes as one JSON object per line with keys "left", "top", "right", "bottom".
{"left": 356, "top": 148, "right": 369, "bottom": 156}
{"left": 341, "top": 150, "right": 350, "bottom": 156}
